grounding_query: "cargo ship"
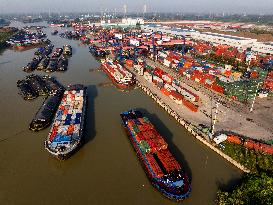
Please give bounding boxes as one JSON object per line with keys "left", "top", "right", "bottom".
{"left": 120, "top": 110, "right": 191, "bottom": 201}
{"left": 101, "top": 59, "right": 135, "bottom": 89}
{"left": 44, "top": 84, "right": 87, "bottom": 160}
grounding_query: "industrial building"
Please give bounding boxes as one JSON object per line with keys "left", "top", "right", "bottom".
{"left": 141, "top": 24, "right": 273, "bottom": 54}
{"left": 101, "top": 18, "right": 144, "bottom": 28}
{"left": 251, "top": 42, "right": 273, "bottom": 55}
{"left": 191, "top": 32, "right": 257, "bottom": 50}
{"left": 141, "top": 24, "right": 196, "bottom": 38}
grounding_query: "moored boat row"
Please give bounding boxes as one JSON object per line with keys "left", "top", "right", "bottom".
{"left": 22, "top": 44, "right": 71, "bottom": 73}
{"left": 44, "top": 84, "right": 87, "bottom": 160}
{"left": 17, "top": 74, "right": 64, "bottom": 100}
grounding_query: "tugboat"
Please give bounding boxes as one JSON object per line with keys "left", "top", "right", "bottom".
{"left": 44, "top": 84, "right": 87, "bottom": 160}
{"left": 57, "top": 56, "right": 68, "bottom": 71}
{"left": 46, "top": 59, "right": 58, "bottom": 72}
{"left": 101, "top": 58, "right": 135, "bottom": 89}
{"left": 37, "top": 57, "right": 50, "bottom": 71}
{"left": 120, "top": 109, "right": 191, "bottom": 201}
{"left": 29, "top": 95, "right": 63, "bottom": 131}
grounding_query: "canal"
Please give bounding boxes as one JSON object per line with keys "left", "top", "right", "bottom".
{"left": 0, "top": 22, "right": 242, "bottom": 205}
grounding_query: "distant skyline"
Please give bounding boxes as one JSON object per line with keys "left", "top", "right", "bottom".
{"left": 1, "top": 0, "right": 273, "bottom": 14}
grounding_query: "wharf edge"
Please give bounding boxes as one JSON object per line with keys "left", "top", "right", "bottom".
{"left": 136, "top": 80, "right": 250, "bottom": 173}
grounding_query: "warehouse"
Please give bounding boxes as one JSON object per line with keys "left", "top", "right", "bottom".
{"left": 141, "top": 24, "right": 196, "bottom": 38}
{"left": 191, "top": 32, "right": 256, "bottom": 49}
{"left": 251, "top": 42, "right": 273, "bottom": 55}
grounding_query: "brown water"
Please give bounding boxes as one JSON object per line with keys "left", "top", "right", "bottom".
{"left": 0, "top": 22, "right": 242, "bottom": 205}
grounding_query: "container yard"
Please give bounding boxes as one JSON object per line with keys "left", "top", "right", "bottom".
{"left": 76, "top": 22, "right": 273, "bottom": 141}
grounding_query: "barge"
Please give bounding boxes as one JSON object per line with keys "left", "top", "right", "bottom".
{"left": 29, "top": 95, "right": 63, "bottom": 131}
{"left": 44, "top": 84, "right": 87, "bottom": 160}
{"left": 120, "top": 109, "right": 191, "bottom": 201}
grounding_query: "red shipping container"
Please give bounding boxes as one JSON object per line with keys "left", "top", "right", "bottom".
{"left": 146, "top": 154, "right": 164, "bottom": 178}
{"left": 182, "top": 99, "right": 198, "bottom": 112}
{"left": 211, "top": 83, "right": 225, "bottom": 94}
{"left": 243, "top": 140, "right": 255, "bottom": 149}
{"left": 227, "top": 135, "right": 241, "bottom": 144}
{"left": 161, "top": 88, "right": 170, "bottom": 96}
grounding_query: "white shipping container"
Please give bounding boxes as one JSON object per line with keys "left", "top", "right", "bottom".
{"left": 158, "top": 51, "right": 168, "bottom": 58}
{"left": 144, "top": 73, "right": 153, "bottom": 82}
{"left": 162, "top": 75, "right": 172, "bottom": 83}
{"left": 129, "top": 39, "right": 140, "bottom": 46}
{"left": 181, "top": 89, "right": 196, "bottom": 102}
{"left": 164, "top": 84, "right": 176, "bottom": 91}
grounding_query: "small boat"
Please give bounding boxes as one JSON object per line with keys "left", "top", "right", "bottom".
{"left": 51, "top": 48, "right": 63, "bottom": 58}
{"left": 26, "top": 74, "right": 49, "bottom": 96}
{"left": 42, "top": 75, "right": 64, "bottom": 96}
{"left": 89, "top": 45, "right": 107, "bottom": 57}
{"left": 46, "top": 59, "right": 58, "bottom": 72}
{"left": 57, "top": 56, "right": 68, "bottom": 71}
{"left": 51, "top": 30, "right": 58, "bottom": 35}
{"left": 37, "top": 57, "right": 50, "bottom": 71}
{"left": 17, "top": 79, "right": 38, "bottom": 100}
{"left": 63, "top": 45, "right": 72, "bottom": 55}
{"left": 120, "top": 110, "right": 191, "bottom": 201}
{"left": 23, "top": 57, "right": 42, "bottom": 72}
{"left": 45, "top": 84, "right": 87, "bottom": 160}
{"left": 29, "top": 95, "right": 63, "bottom": 131}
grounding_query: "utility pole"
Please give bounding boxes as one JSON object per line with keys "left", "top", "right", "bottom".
{"left": 211, "top": 99, "right": 220, "bottom": 138}
{"left": 250, "top": 81, "right": 262, "bottom": 112}
{"left": 123, "top": 4, "right": 127, "bottom": 18}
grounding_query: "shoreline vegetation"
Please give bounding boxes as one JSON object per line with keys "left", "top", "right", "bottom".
{"left": 216, "top": 142, "right": 273, "bottom": 204}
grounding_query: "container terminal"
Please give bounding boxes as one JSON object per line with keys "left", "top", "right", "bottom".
{"left": 69, "top": 18, "right": 273, "bottom": 170}
{"left": 2, "top": 14, "right": 273, "bottom": 203}
{"left": 73, "top": 19, "right": 273, "bottom": 142}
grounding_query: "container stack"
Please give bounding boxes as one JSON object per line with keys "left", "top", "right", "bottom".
{"left": 126, "top": 116, "right": 183, "bottom": 178}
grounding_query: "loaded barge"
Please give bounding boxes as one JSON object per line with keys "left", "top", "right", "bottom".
{"left": 120, "top": 109, "right": 191, "bottom": 201}
{"left": 45, "top": 84, "right": 87, "bottom": 160}
{"left": 101, "top": 58, "right": 135, "bottom": 89}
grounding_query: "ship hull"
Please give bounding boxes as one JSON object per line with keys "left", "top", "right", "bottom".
{"left": 45, "top": 85, "right": 87, "bottom": 160}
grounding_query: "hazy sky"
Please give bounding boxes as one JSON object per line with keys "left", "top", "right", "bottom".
{"left": 1, "top": 0, "right": 273, "bottom": 14}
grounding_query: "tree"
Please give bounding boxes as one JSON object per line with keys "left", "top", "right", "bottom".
{"left": 217, "top": 173, "right": 273, "bottom": 205}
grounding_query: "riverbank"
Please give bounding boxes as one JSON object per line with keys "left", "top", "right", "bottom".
{"left": 133, "top": 71, "right": 250, "bottom": 173}
{"left": 145, "top": 58, "right": 272, "bottom": 141}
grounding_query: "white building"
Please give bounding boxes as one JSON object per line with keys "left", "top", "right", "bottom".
{"left": 191, "top": 32, "right": 257, "bottom": 50}
{"left": 141, "top": 24, "right": 196, "bottom": 38}
{"left": 251, "top": 42, "right": 273, "bottom": 55}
